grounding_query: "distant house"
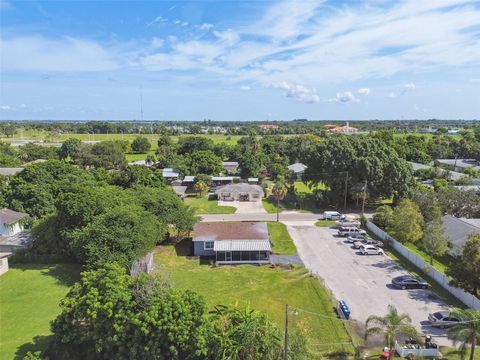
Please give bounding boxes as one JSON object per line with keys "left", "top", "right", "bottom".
{"left": 258, "top": 124, "right": 278, "bottom": 130}
{"left": 171, "top": 185, "right": 188, "bottom": 200}
{"left": 161, "top": 168, "right": 180, "bottom": 183}
{"left": 435, "top": 159, "right": 480, "bottom": 173}
{"left": 192, "top": 222, "right": 271, "bottom": 264}
{"left": 211, "top": 176, "right": 239, "bottom": 187}
{"left": 222, "top": 161, "right": 239, "bottom": 175}
{"left": 442, "top": 215, "right": 480, "bottom": 256}
{"left": 248, "top": 177, "right": 259, "bottom": 184}
{"left": 216, "top": 183, "right": 264, "bottom": 202}
{"left": 0, "top": 167, "right": 24, "bottom": 178}
{"left": 288, "top": 163, "right": 308, "bottom": 180}
{"left": 325, "top": 122, "right": 358, "bottom": 134}
{"left": 0, "top": 252, "right": 12, "bottom": 276}
{"left": 408, "top": 162, "right": 478, "bottom": 183}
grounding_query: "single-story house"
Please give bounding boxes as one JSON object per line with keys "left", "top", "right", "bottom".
{"left": 435, "top": 159, "right": 480, "bottom": 173}
{"left": 288, "top": 163, "right": 308, "bottom": 179}
{"left": 161, "top": 168, "right": 180, "bottom": 183}
{"left": 442, "top": 215, "right": 480, "bottom": 256}
{"left": 0, "top": 252, "right": 12, "bottom": 276}
{"left": 248, "top": 177, "right": 259, "bottom": 184}
{"left": 408, "top": 162, "right": 478, "bottom": 183}
{"left": 211, "top": 176, "right": 239, "bottom": 187}
{"left": 0, "top": 208, "right": 28, "bottom": 236}
{"left": 0, "top": 230, "right": 33, "bottom": 253}
{"left": 216, "top": 183, "right": 264, "bottom": 202}
{"left": 171, "top": 185, "right": 188, "bottom": 200}
{"left": 192, "top": 222, "right": 271, "bottom": 264}
{"left": 222, "top": 161, "right": 239, "bottom": 175}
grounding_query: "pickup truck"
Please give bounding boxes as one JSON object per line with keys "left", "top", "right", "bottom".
{"left": 337, "top": 227, "right": 367, "bottom": 237}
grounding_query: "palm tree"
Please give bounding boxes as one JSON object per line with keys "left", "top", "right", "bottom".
{"left": 272, "top": 180, "right": 288, "bottom": 222}
{"left": 447, "top": 309, "right": 480, "bottom": 360}
{"left": 365, "top": 305, "right": 419, "bottom": 358}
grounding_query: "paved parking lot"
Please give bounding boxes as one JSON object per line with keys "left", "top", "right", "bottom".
{"left": 286, "top": 224, "right": 453, "bottom": 345}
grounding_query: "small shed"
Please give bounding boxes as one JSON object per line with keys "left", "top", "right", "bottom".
{"left": 0, "top": 252, "right": 12, "bottom": 276}
{"left": 171, "top": 185, "right": 188, "bottom": 200}
{"left": 222, "top": 161, "right": 239, "bottom": 175}
{"left": 288, "top": 163, "right": 308, "bottom": 179}
{"left": 193, "top": 222, "right": 271, "bottom": 264}
{"left": 216, "top": 183, "right": 264, "bottom": 202}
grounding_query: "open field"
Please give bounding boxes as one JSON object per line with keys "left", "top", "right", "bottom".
{"left": 0, "top": 263, "right": 82, "bottom": 360}
{"left": 154, "top": 243, "right": 352, "bottom": 355}
{"left": 184, "top": 195, "right": 236, "bottom": 215}
{"left": 263, "top": 181, "right": 327, "bottom": 214}
{"left": 267, "top": 221, "right": 296, "bottom": 255}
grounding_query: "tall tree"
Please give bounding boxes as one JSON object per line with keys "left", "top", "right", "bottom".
{"left": 447, "top": 309, "right": 480, "bottom": 360}
{"left": 131, "top": 136, "right": 151, "bottom": 154}
{"left": 59, "top": 138, "right": 82, "bottom": 160}
{"left": 419, "top": 217, "right": 449, "bottom": 265}
{"left": 365, "top": 305, "right": 419, "bottom": 359}
{"left": 390, "top": 199, "right": 424, "bottom": 244}
{"left": 447, "top": 233, "right": 480, "bottom": 297}
{"left": 272, "top": 180, "right": 288, "bottom": 222}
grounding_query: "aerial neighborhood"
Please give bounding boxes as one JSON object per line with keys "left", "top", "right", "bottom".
{"left": 1, "top": 1, "right": 480, "bottom": 359}
{"left": 0, "top": 119, "right": 479, "bottom": 360}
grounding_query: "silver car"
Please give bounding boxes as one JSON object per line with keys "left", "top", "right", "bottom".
{"left": 428, "top": 311, "right": 461, "bottom": 328}
{"left": 346, "top": 233, "right": 365, "bottom": 243}
{"left": 359, "top": 245, "right": 384, "bottom": 255}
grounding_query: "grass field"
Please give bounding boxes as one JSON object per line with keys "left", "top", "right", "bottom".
{"left": 403, "top": 242, "right": 453, "bottom": 274}
{"left": 0, "top": 263, "right": 82, "bottom": 360}
{"left": 267, "top": 222, "right": 296, "bottom": 255}
{"left": 315, "top": 220, "right": 337, "bottom": 227}
{"left": 184, "top": 195, "right": 236, "bottom": 215}
{"left": 154, "top": 243, "right": 352, "bottom": 355}
{"left": 263, "top": 181, "right": 327, "bottom": 214}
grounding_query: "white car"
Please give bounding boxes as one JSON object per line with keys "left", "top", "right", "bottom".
{"left": 359, "top": 245, "right": 384, "bottom": 255}
{"left": 346, "top": 233, "right": 365, "bottom": 243}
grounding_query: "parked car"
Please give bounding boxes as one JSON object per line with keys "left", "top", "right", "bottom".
{"left": 336, "top": 220, "right": 361, "bottom": 228}
{"left": 392, "top": 275, "right": 429, "bottom": 289}
{"left": 428, "top": 311, "right": 461, "bottom": 328}
{"left": 346, "top": 233, "right": 365, "bottom": 243}
{"left": 323, "top": 211, "right": 346, "bottom": 220}
{"left": 338, "top": 226, "right": 366, "bottom": 237}
{"left": 359, "top": 245, "right": 384, "bottom": 255}
{"left": 353, "top": 237, "right": 384, "bottom": 249}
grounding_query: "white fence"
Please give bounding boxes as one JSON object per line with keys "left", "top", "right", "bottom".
{"left": 130, "top": 252, "right": 154, "bottom": 276}
{"left": 366, "top": 221, "right": 480, "bottom": 310}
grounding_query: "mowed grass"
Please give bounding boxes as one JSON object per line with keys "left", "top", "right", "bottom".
{"left": 403, "top": 242, "right": 453, "bottom": 275}
{"left": 184, "top": 195, "right": 236, "bottom": 215}
{"left": 154, "top": 244, "right": 352, "bottom": 354}
{"left": 263, "top": 181, "right": 327, "bottom": 214}
{"left": 267, "top": 222, "right": 296, "bottom": 255}
{"left": 0, "top": 263, "right": 82, "bottom": 360}
{"left": 315, "top": 220, "right": 337, "bottom": 227}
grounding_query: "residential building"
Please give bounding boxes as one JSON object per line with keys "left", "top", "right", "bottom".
{"left": 0, "top": 252, "right": 12, "bottom": 276}
{"left": 0, "top": 208, "right": 28, "bottom": 236}
{"left": 222, "top": 161, "right": 239, "bottom": 175}
{"left": 0, "top": 167, "right": 24, "bottom": 177}
{"left": 192, "top": 222, "right": 271, "bottom": 264}
{"left": 288, "top": 162, "right": 308, "bottom": 179}
{"left": 258, "top": 124, "right": 279, "bottom": 130}
{"left": 442, "top": 215, "right": 480, "bottom": 256}
{"left": 216, "top": 183, "right": 264, "bottom": 202}
{"left": 435, "top": 159, "right": 480, "bottom": 173}
{"left": 325, "top": 122, "right": 358, "bottom": 133}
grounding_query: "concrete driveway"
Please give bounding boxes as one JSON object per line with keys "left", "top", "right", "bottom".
{"left": 287, "top": 224, "right": 453, "bottom": 345}
{"left": 218, "top": 200, "right": 267, "bottom": 214}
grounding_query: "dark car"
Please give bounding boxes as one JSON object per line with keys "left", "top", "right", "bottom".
{"left": 392, "top": 275, "right": 429, "bottom": 289}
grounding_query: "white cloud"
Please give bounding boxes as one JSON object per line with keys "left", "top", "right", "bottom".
{"left": 0, "top": 105, "right": 11, "bottom": 110}
{"left": 387, "top": 92, "right": 397, "bottom": 99}
{"left": 147, "top": 16, "right": 167, "bottom": 26}
{"left": 403, "top": 82, "right": 416, "bottom": 90}
{"left": 150, "top": 37, "right": 164, "bottom": 50}
{"left": 0, "top": 36, "right": 118, "bottom": 72}
{"left": 213, "top": 30, "right": 240, "bottom": 46}
{"left": 240, "top": 85, "right": 251, "bottom": 91}
{"left": 199, "top": 23, "right": 214, "bottom": 31}
{"left": 358, "top": 88, "right": 370, "bottom": 95}
{"left": 19, "top": 103, "right": 26, "bottom": 108}
{"left": 274, "top": 81, "right": 320, "bottom": 103}
{"left": 329, "top": 91, "right": 360, "bottom": 103}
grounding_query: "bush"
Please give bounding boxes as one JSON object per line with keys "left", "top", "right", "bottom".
{"left": 372, "top": 205, "right": 394, "bottom": 229}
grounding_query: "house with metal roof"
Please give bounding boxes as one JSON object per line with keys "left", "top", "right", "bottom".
{"left": 435, "top": 159, "right": 480, "bottom": 173}
{"left": 288, "top": 163, "right": 308, "bottom": 179}
{"left": 442, "top": 215, "right": 480, "bottom": 256}
{"left": 192, "top": 222, "right": 271, "bottom": 264}
{"left": 0, "top": 208, "right": 28, "bottom": 237}
{"left": 216, "top": 183, "right": 264, "bottom": 202}
{"left": 0, "top": 167, "right": 24, "bottom": 177}
{"left": 222, "top": 161, "right": 239, "bottom": 175}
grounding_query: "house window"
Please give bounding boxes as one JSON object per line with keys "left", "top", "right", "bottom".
{"left": 204, "top": 241, "right": 214, "bottom": 250}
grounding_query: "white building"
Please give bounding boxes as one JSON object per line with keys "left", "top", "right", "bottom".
{"left": 0, "top": 208, "right": 28, "bottom": 236}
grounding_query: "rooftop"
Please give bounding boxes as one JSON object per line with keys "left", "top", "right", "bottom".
{"left": 0, "top": 208, "right": 28, "bottom": 225}
{"left": 216, "top": 183, "right": 264, "bottom": 195}
{"left": 288, "top": 163, "right": 308, "bottom": 173}
{"left": 214, "top": 239, "right": 271, "bottom": 252}
{"left": 0, "top": 230, "right": 33, "bottom": 248}
{"left": 0, "top": 168, "right": 24, "bottom": 176}
{"left": 193, "top": 222, "right": 269, "bottom": 242}
{"left": 442, "top": 215, "right": 480, "bottom": 252}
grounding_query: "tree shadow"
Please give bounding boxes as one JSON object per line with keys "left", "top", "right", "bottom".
{"left": 14, "top": 335, "right": 53, "bottom": 360}
{"left": 11, "top": 263, "right": 82, "bottom": 287}
{"left": 173, "top": 238, "right": 193, "bottom": 257}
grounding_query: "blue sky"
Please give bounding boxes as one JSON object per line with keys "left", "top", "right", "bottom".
{"left": 1, "top": 0, "right": 479, "bottom": 121}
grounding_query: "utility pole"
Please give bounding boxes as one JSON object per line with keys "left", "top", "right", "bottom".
{"left": 284, "top": 304, "right": 289, "bottom": 360}
{"left": 344, "top": 171, "right": 349, "bottom": 211}
{"left": 361, "top": 179, "right": 367, "bottom": 214}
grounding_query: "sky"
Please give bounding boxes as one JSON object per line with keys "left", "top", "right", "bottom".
{"left": 0, "top": 0, "right": 479, "bottom": 121}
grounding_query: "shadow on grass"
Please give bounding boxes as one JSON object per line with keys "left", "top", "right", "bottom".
{"left": 173, "top": 238, "right": 193, "bottom": 257}
{"left": 14, "top": 335, "right": 52, "bottom": 360}
{"left": 12, "top": 263, "right": 82, "bottom": 287}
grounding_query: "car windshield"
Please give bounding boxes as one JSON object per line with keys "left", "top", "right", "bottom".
{"left": 433, "top": 312, "right": 444, "bottom": 320}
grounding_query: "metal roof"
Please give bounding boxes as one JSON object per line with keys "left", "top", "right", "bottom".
{"left": 212, "top": 176, "right": 238, "bottom": 181}
{"left": 222, "top": 161, "right": 239, "bottom": 166}
{"left": 215, "top": 183, "right": 264, "bottom": 195}
{"left": 0, "top": 208, "right": 28, "bottom": 225}
{"left": 183, "top": 176, "right": 196, "bottom": 182}
{"left": 288, "top": 163, "right": 308, "bottom": 173}
{"left": 0, "top": 168, "right": 24, "bottom": 176}
{"left": 214, "top": 239, "right": 272, "bottom": 252}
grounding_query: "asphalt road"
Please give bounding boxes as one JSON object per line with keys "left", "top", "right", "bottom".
{"left": 200, "top": 212, "right": 322, "bottom": 222}
{"left": 287, "top": 224, "right": 453, "bottom": 346}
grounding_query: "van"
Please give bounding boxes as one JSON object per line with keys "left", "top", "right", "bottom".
{"left": 323, "top": 211, "right": 346, "bottom": 220}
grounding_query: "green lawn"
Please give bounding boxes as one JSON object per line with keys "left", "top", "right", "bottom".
{"left": 267, "top": 222, "right": 296, "bottom": 255}
{"left": 263, "top": 181, "right": 327, "bottom": 214}
{"left": 184, "top": 195, "right": 236, "bottom": 215}
{"left": 315, "top": 220, "right": 337, "bottom": 227}
{"left": 154, "top": 244, "right": 352, "bottom": 355}
{"left": 404, "top": 242, "right": 453, "bottom": 274}
{"left": 0, "top": 263, "right": 82, "bottom": 360}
